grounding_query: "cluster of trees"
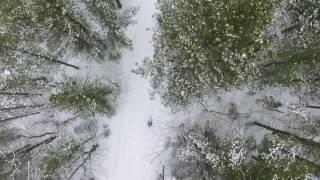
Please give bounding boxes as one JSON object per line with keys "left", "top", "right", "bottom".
{"left": 173, "top": 123, "right": 320, "bottom": 179}
{"left": 167, "top": 91, "right": 320, "bottom": 179}
{"left": 139, "top": 0, "right": 281, "bottom": 107}
{"left": 138, "top": 0, "right": 320, "bottom": 178}
{"left": 139, "top": 0, "right": 320, "bottom": 108}
{"left": 0, "top": 0, "right": 133, "bottom": 179}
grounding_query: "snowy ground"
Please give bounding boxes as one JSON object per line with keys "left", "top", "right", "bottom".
{"left": 94, "top": 0, "right": 174, "bottom": 179}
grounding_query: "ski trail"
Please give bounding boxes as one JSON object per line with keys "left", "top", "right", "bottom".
{"left": 95, "top": 0, "right": 172, "bottom": 179}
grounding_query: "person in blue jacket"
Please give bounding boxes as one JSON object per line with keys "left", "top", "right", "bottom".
{"left": 147, "top": 117, "right": 153, "bottom": 127}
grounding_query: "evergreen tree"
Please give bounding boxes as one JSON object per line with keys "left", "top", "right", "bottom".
{"left": 0, "top": 0, "right": 134, "bottom": 62}
{"left": 255, "top": 0, "right": 320, "bottom": 90}
{"left": 172, "top": 128, "right": 318, "bottom": 179}
{"left": 139, "top": 0, "right": 281, "bottom": 107}
{"left": 50, "top": 78, "right": 119, "bottom": 116}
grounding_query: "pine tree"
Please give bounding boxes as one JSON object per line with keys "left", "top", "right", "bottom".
{"left": 172, "top": 128, "right": 318, "bottom": 179}
{"left": 50, "top": 78, "right": 119, "bottom": 116}
{"left": 140, "top": 0, "right": 281, "bottom": 108}
{"left": 0, "top": 0, "right": 134, "bottom": 62}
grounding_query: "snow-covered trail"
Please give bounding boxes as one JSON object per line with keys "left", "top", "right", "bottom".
{"left": 95, "top": 0, "right": 172, "bottom": 179}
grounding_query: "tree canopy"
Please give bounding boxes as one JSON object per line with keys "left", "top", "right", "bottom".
{"left": 140, "top": 0, "right": 280, "bottom": 107}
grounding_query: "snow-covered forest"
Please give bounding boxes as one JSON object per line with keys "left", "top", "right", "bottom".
{"left": 1, "top": 0, "right": 320, "bottom": 179}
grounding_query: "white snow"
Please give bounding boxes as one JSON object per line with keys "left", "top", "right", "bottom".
{"left": 94, "top": 0, "right": 173, "bottom": 179}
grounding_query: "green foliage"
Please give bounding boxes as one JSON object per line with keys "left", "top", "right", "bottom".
{"left": 139, "top": 0, "right": 320, "bottom": 108}
{"left": 0, "top": 0, "right": 128, "bottom": 178}
{"left": 143, "top": 0, "right": 280, "bottom": 107}
{"left": 83, "top": 0, "right": 137, "bottom": 59}
{"left": 0, "top": 128, "right": 18, "bottom": 146}
{"left": 254, "top": 0, "right": 320, "bottom": 89}
{"left": 42, "top": 141, "right": 78, "bottom": 179}
{"left": 50, "top": 78, "right": 118, "bottom": 116}
{"left": 256, "top": 41, "right": 320, "bottom": 88}
{"left": 173, "top": 129, "right": 317, "bottom": 179}
{"left": 173, "top": 129, "right": 255, "bottom": 180}
{"left": 0, "top": 33, "right": 28, "bottom": 73}
{"left": 246, "top": 137, "right": 315, "bottom": 179}
{"left": 0, "top": 0, "right": 133, "bottom": 61}
{"left": 262, "top": 96, "right": 282, "bottom": 109}
{"left": 277, "top": 0, "right": 320, "bottom": 49}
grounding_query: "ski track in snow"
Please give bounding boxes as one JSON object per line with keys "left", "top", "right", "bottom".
{"left": 95, "top": 0, "right": 172, "bottom": 179}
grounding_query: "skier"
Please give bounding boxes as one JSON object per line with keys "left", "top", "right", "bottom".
{"left": 147, "top": 117, "right": 153, "bottom": 127}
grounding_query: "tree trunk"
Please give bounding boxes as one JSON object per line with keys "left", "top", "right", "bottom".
{"left": 1, "top": 136, "right": 57, "bottom": 160}
{"left": 0, "top": 104, "right": 46, "bottom": 111}
{"left": 67, "top": 144, "right": 99, "bottom": 180}
{"left": 20, "top": 49, "right": 79, "bottom": 70}
{"left": 115, "top": 0, "right": 122, "bottom": 9}
{"left": 61, "top": 115, "right": 80, "bottom": 125}
{"left": 306, "top": 105, "right": 320, "bottom": 109}
{"left": 4, "top": 46, "right": 79, "bottom": 70}
{"left": 64, "top": 13, "right": 108, "bottom": 50}
{"left": 19, "top": 132, "right": 57, "bottom": 139}
{"left": 267, "top": 108, "right": 284, "bottom": 113}
{"left": 18, "top": 136, "right": 57, "bottom": 157}
{"left": 28, "top": 77, "right": 48, "bottom": 83}
{"left": 0, "top": 112, "right": 41, "bottom": 123}
{"left": 0, "top": 92, "right": 42, "bottom": 96}
{"left": 252, "top": 122, "right": 320, "bottom": 148}
{"left": 281, "top": 149, "right": 320, "bottom": 170}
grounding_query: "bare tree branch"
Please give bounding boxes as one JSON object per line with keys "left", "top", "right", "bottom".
{"left": 0, "top": 112, "right": 41, "bottom": 123}
{"left": 67, "top": 144, "right": 99, "bottom": 180}
{"left": 0, "top": 104, "right": 47, "bottom": 111}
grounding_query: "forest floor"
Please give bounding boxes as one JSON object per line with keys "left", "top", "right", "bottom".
{"left": 94, "top": 0, "right": 174, "bottom": 179}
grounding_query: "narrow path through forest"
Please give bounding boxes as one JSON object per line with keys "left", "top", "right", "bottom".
{"left": 95, "top": 0, "right": 171, "bottom": 179}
